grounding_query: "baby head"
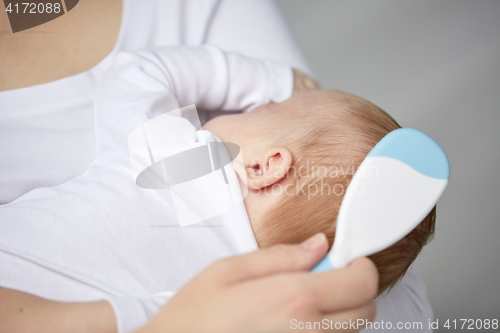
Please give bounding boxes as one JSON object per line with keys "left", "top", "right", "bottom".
{"left": 204, "top": 90, "right": 435, "bottom": 294}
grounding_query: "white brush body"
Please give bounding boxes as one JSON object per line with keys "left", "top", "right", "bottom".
{"left": 329, "top": 156, "right": 448, "bottom": 269}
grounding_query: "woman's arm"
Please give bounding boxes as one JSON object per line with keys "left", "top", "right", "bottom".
{"left": 0, "top": 287, "right": 116, "bottom": 333}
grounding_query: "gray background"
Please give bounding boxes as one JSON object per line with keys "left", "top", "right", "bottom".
{"left": 275, "top": 0, "right": 500, "bottom": 330}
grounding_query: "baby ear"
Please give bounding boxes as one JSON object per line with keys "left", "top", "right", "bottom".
{"left": 246, "top": 148, "right": 292, "bottom": 190}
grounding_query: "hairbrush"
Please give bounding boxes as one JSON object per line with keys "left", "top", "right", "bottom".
{"left": 312, "top": 128, "right": 450, "bottom": 272}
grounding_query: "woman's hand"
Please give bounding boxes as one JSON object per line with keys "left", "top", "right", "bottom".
{"left": 293, "top": 68, "right": 321, "bottom": 94}
{"left": 138, "top": 233, "right": 378, "bottom": 333}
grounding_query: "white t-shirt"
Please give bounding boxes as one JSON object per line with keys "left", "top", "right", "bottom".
{"left": 0, "top": 0, "right": 433, "bottom": 332}
{"left": 0, "top": 0, "right": 311, "bottom": 205}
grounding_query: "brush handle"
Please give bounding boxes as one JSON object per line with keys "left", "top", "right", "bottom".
{"left": 311, "top": 255, "right": 334, "bottom": 273}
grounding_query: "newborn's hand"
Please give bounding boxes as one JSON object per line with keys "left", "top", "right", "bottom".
{"left": 137, "top": 233, "right": 378, "bottom": 333}
{"left": 293, "top": 68, "right": 321, "bottom": 94}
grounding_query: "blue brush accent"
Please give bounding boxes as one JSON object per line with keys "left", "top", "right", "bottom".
{"left": 311, "top": 256, "right": 334, "bottom": 273}
{"left": 367, "top": 128, "right": 450, "bottom": 180}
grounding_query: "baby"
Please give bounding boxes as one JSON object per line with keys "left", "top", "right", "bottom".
{"left": 204, "top": 89, "right": 435, "bottom": 295}
{"left": 0, "top": 45, "right": 434, "bottom": 332}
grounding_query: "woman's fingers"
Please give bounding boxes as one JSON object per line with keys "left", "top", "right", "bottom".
{"left": 211, "top": 233, "right": 329, "bottom": 284}
{"left": 210, "top": 237, "right": 379, "bottom": 312}
{"left": 307, "top": 257, "right": 379, "bottom": 312}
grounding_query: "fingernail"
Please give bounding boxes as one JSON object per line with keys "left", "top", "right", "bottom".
{"left": 300, "top": 232, "right": 327, "bottom": 250}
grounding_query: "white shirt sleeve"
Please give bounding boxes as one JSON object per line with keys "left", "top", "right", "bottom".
{"left": 95, "top": 44, "right": 293, "bottom": 157}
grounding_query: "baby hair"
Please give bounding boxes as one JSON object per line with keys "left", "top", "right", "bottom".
{"left": 255, "top": 90, "right": 435, "bottom": 295}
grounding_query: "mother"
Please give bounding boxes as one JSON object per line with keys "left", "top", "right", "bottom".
{"left": 0, "top": 0, "right": 432, "bottom": 332}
